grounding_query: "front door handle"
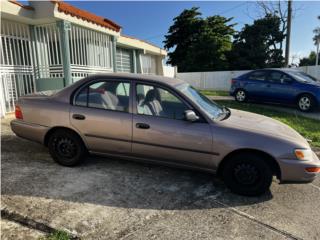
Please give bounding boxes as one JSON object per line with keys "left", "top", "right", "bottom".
{"left": 72, "top": 114, "right": 86, "bottom": 120}
{"left": 136, "top": 123, "right": 150, "bottom": 129}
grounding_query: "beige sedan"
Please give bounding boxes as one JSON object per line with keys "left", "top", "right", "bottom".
{"left": 11, "top": 73, "right": 320, "bottom": 196}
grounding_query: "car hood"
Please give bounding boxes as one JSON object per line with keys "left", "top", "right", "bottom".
{"left": 221, "top": 109, "right": 309, "bottom": 146}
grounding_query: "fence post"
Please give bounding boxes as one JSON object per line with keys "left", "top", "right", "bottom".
{"left": 57, "top": 20, "right": 72, "bottom": 87}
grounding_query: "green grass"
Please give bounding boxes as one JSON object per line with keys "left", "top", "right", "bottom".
{"left": 215, "top": 100, "right": 320, "bottom": 148}
{"left": 39, "top": 230, "right": 71, "bottom": 240}
{"left": 199, "top": 90, "right": 229, "bottom": 96}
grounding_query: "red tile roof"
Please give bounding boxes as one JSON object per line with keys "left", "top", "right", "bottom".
{"left": 52, "top": 1, "right": 121, "bottom": 32}
{"left": 9, "top": 0, "right": 34, "bottom": 10}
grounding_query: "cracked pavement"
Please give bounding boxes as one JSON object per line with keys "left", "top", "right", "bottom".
{"left": 1, "top": 116, "right": 320, "bottom": 240}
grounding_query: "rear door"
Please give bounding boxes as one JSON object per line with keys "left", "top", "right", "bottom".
{"left": 132, "top": 82, "right": 214, "bottom": 169}
{"left": 244, "top": 70, "right": 268, "bottom": 100}
{"left": 70, "top": 79, "right": 132, "bottom": 154}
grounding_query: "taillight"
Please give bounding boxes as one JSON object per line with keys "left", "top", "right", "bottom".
{"left": 15, "top": 105, "right": 23, "bottom": 119}
{"left": 231, "top": 79, "right": 237, "bottom": 84}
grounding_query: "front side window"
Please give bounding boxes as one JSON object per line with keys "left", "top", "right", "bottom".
{"left": 268, "top": 71, "right": 293, "bottom": 84}
{"left": 176, "top": 83, "right": 229, "bottom": 121}
{"left": 74, "top": 80, "right": 130, "bottom": 112}
{"left": 136, "top": 84, "right": 188, "bottom": 120}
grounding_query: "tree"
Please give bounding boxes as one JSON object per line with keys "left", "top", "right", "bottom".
{"left": 313, "top": 16, "right": 320, "bottom": 65}
{"left": 164, "top": 7, "right": 235, "bottom": 72}
{"left": 227, "top": 14, "right": 285, "bottom": 70}
{"left": 299, "top": 51, "right": 318, "bottom": 66}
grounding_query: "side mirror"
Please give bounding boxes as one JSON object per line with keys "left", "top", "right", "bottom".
{"left": 185, "top": 110, "right": 199, "bottom": 122}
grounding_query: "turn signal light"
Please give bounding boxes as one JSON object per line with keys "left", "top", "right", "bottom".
{"left": 305, "top": 167, "right": 320, "bottom": 173}
{"left": 15, "top": 105, "right": 23, "bottom": 119}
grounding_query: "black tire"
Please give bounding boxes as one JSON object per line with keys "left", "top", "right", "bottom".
{"left": 297, "top": 94, "right": 315, "bottom": 112}
{"left": 221, "top": 153, "right": 273, "bottom": 196}
{"left": 234, "top": 89, "right": 247, "bottom": 102}
{"left": 48, "top": 129, "right": 87, "bottom": 166}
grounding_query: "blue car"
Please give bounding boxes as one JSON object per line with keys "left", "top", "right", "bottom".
{"left": 230, "top": 69, "right": 320, "bottom": 112}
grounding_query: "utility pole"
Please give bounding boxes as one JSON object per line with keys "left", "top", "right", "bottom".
{"left": 316, "top": 39, "right": 319, "bottom": 66}
{"left": 285, "top": 0, "right": 292, "bottom": 67}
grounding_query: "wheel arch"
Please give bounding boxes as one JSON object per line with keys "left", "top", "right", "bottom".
{"left": 295, "top": 92, "right": 317, "bottom": 104}
{"left": 44, "top": 126, "right": 87, "bottom": 148}
{"left": 217, "top": 148, "right": 281, "bottom": 180}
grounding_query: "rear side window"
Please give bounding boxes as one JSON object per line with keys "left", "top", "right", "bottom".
{"left": 74, "top": 81, "right": 130, "bottom": 112}
{"left": 248, "top": 71, "right": 267, "bottom": 81}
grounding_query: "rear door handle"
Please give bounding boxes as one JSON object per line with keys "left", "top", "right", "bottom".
{"left": 72, "top": 114, "right": 86, "bottom": 120}
{"left": 136, "top": 123, "right": 150, "bottom": 129}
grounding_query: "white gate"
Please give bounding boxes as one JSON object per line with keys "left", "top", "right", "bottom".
{"left": 0, "top": 19, "right": 35, "bottom": 115}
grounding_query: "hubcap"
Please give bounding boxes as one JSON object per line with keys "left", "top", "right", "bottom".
{"left": 233, "top": 163, "right": 259, "bottom": 185}
{"left": 236, "top": 91, "right": 245, "bottom": 102}
{"left": 54, "top": 137, "right": 77, "bottom": 159}
{"left": 299, "top": 97, "right": 311, "bottom": 110}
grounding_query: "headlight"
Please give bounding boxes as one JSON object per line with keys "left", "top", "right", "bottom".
{"left": 294, "top": 149, "right": 313, "bottom": 161}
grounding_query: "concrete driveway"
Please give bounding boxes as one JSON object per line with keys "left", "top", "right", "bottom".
{"left": 1, "top": 116, "right": 320, "bottom": 240}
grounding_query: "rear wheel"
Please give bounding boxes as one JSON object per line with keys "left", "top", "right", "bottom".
{"left": 297, "top": 94, "right": 315, "bottom": 112}
{"left": 221, "top": 153, "right": 273, "bottom": 196}
{"left": 48, "top": 129, "right": 87, "bottom": 166}
{"left": 235, "top": 89, "right": 247, "bottom": 102}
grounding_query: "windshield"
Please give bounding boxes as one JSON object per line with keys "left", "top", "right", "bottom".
{"left": 176, "top": 83, "right": 230, "bottom": 121}
{"left": 288, "top": 71, "right": 319, "bottom": 82}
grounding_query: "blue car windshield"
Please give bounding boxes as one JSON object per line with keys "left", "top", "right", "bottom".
{"left": 176, "top": 83, "right": 229, "bottom": 121}
{"left": 288, "top": 71, "right": 319, "bottom": 82}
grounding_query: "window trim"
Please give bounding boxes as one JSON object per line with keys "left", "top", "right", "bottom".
{"left": 133, "top": 81, "right": 207, "bottom": 123}
{"left": 72, "top": 79, "right": 132, "bottom": 114}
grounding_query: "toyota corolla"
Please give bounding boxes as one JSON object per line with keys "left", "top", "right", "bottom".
{"left": 11, "top": 74, "right": 320, "bottom": 196}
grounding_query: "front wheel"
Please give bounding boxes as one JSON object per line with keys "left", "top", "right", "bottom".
{"left": 221, "top": 153, "right": 273, "bottom": 196}
{"left": 235, "top": 89, "right": 247, "bottom": 102}
{"left": 297, "top": 94, "right": 315, "bottom": 112}
{"left": 48, "top": 129, "right": 87, "bottom": 166}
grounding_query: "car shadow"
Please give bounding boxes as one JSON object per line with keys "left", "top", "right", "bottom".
{"left": 1, "top": 133, "right": 273, "bottom": 211}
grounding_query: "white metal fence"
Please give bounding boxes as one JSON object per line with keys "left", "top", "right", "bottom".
{"left": 177, "top": 66, "right": 320, "bottom": 91}
{"left": 0, "top": 19, "right": 35, "bottom": 115}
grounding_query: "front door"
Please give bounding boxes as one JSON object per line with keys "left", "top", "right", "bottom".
{"left": 132, "top": 83, "right": 213, "bottom": 169}
{"left": 70, "top": 79, "right": 132, "bottom": 154}
{"left": 264, "top": 71, "right": 296, "bottom": 103}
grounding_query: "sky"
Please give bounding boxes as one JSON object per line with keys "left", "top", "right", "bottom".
{"left": 65, "top": 1, "right": 320, "bottom": 64}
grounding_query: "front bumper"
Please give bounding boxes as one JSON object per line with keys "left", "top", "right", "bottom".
{"left": 278, "top": 151, "right": 320, "bottom": 183}
{"left": 11, "top": 120, "right": 49, "bottom": 144}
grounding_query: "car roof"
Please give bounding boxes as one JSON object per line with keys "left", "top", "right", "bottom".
{"left": 83, "top": 73, "right": 185, "bottom": 86}
{"left": 53, "top": 73, "right": 186, "bottom": 103}
{"left": 252, "top": 68, "right": 302, "bottom": 73}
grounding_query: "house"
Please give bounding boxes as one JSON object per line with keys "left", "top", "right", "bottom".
{"left": 0, "top": 0, "right": 167, "bottom": 116}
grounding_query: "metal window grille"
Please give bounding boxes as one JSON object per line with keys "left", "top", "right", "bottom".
{"left": 116, "top": 48, "right": 132, "bottom": 73}
{"left": 69, "top": 24, "right": 113, "bottom": 79}
{"left": 0, "top": 19, "right": 35, "bottom": 114}
{"left": 141, "top": 54, "right": 157, "bottom": 75}
{"left": 34, "top": 23, "right": 63, "bottom": 79}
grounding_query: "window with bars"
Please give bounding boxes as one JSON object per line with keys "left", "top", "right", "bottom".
{"left": 141, "top": 54, "right": 157, "bottom": 75}
{"left": 116, "top": 48, "right": 133, "bottom": 73}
